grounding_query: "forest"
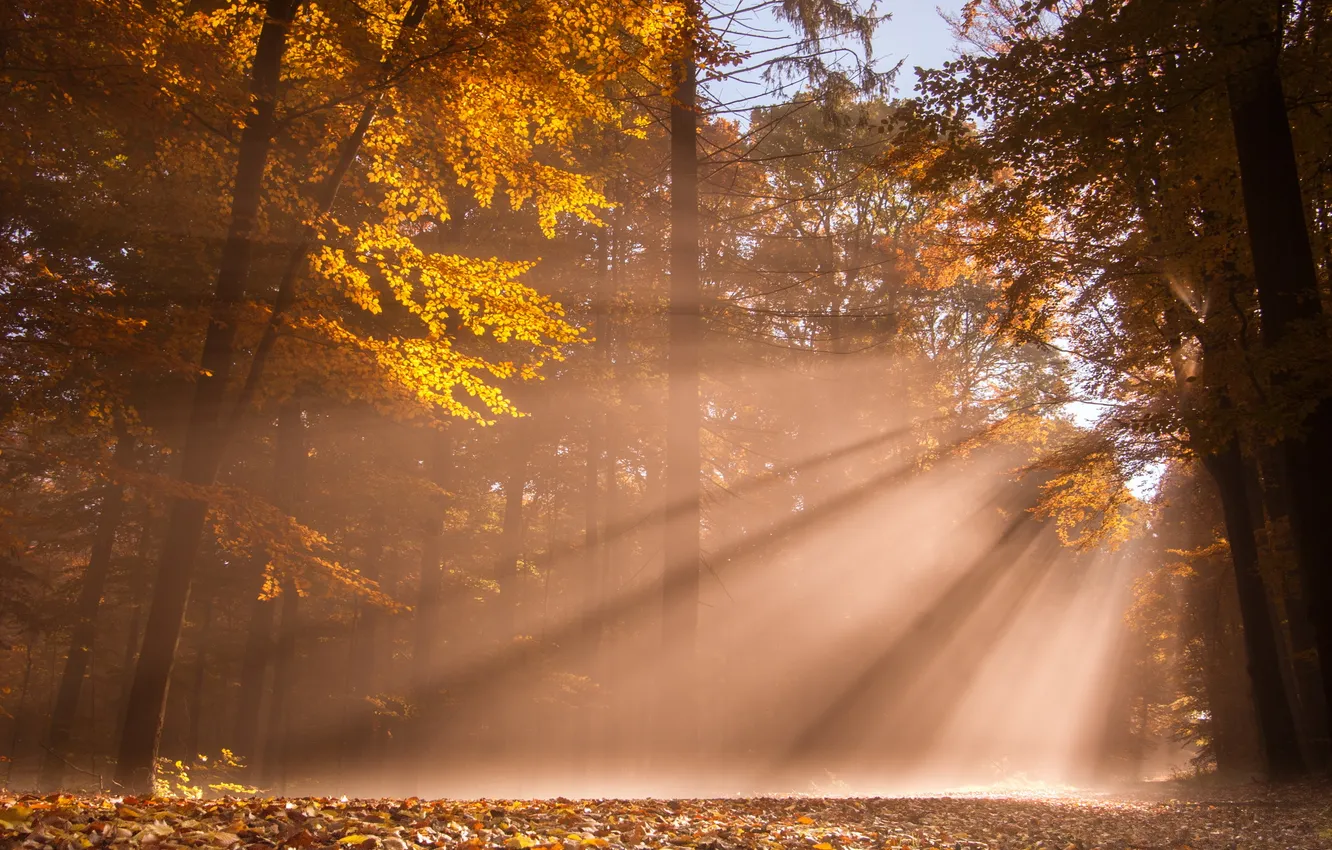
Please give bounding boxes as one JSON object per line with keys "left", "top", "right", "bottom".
{"left": 2, "top": 0, "right": 1332, "bottom": 840}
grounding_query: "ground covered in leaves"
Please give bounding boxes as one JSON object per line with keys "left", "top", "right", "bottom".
{"left": 2, "top": 785, "right": 1330, "bottom": 850}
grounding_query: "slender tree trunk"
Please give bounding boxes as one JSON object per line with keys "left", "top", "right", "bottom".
{"left": 602, "top": 195, "right": 625, "bottom": 765}
{"left": 1202, "top": 439, "right": 1307, "bottom": 778}
{"left": 113, "top": 0, "right": 302, "bottom": 794}
{"left": 499, "top": 436, "right": 527, "bottom": 641}
{"left": 232, "top": 555, "right": 275, "bottom": 767}
{"left": 409, "top": 428, "right": 452, "bottom": 792}
{"left": 4, "top": 636, "right": 36, "bottom": 786}
{"left": 115, "top": 508, "right": 157, "bottom": 727}
{"left": 185, "top": 593, "right": 215, "bottom": 761}
{"left": 221, "top": 0, "right": 427, "bottom": 775}
{"left": 348, "top": 510, "right": 386, "bottom": 779}
{"left": 260, "top": 400, "right": 306, "bottom": 793}
{"left": 235, "top": 399, "right": 306, "bottom": 773}
{"left": 662, "top": 16, "right": 701, "bottom": 758}
{"left": 584, "top": 413, "right": 602, "bottom": 653}
{"left": 117, "top": 604, "right": 141, "bottom": 729}
{"left": 1215, "top": 0, "right": 1332, "bottom": 729}
{"left": 260, "top": 576, "right": 298, "bottom": 792}
{"left": 228, "top": 0, "right": 431, "bottom": 427}
{"left": 576, "top": 230, "right": 611, "bottom": 771}
{"left": 413, "top": 430, "right": 451, "bottom": 680}
{"left": 584, "top": 231, "right": 610, "bottom": 670}
{"left": 41, "top": 426, "right": 134, "bottom": 790}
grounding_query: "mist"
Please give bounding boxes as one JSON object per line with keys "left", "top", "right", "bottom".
{"left": 234, "top": 351, "right": 1145, "bottom": 801}
{"left": 5, "top": 0, "right": 1326, "bottom": 806}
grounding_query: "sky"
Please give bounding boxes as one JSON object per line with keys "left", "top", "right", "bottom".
{"left": 875, "top": 0, "right": 969, "bottom": 93}
{"left": 702, "top": 1, "right": 968, "bottom": 115}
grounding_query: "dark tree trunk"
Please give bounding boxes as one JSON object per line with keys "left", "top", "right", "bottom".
{"left": 113, "top": 0, "right": 301, "bottom": 794}
{"left": 1242, "top": 455, "right": 1311, "bottom": 753}
{"left": 185, "top": 593, "right": 215, "bottom": 761}
{"left": 1195, "top": 551, "right": 1263, "bottom": 776}
{"left": 1202, "top": 438, "right": 1307, "bottom": 778}
{"left": 4, "top": 636, "right": 35, "bottom": 786}
{"left": 41, "top": 426, "right": 133, "bottom": 790}
{"left": 1250, "top": 451, "right": 1329, "bottom": 765}
{"left": 1215, "top": 0, "right": 1332, "bottom": 731}
{"left": 663, "top": 23, "right": 700, "bottom": 757}
{"left": 228, "top": 0, "right": 430, "bottom": 426}
{"left": 117, "top": 604, "right": 142, "bottom": 730}
{"left": 115, "top": 509, "right": 157, "bottom": 726}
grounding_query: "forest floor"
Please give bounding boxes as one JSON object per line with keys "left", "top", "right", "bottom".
{"left": 2, "top": 782, "right": 1331, "bottom": 850}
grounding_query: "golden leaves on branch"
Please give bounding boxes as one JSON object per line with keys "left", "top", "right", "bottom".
{"left": 1033, "top": 448, "right": 1142, "bottom": 551}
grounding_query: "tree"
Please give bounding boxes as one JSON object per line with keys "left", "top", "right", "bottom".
{"left": 1209, "top": 0, "right": 1332, "bottom": 727}
{"left": 910, "top": 0, "right": 1329, "bottom": 776}
{"left": 0, "top": 0, "right": 689, "bottom": 792}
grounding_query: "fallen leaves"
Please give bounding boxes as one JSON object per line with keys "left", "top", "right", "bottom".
{"left": 0, "top": 784, "right": 1329, "bottom": 850}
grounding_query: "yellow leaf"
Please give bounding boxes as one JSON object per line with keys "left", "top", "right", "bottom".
{"left": 0, "top": 805, "right": 32, "bottom": 825}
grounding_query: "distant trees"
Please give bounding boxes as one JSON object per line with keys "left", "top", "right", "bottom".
{"left": 910, "top": 0, "right": 1332, "bottom": 776}
{"left": 3, "top": 0, "right": 1328, "bottom": 795}
{"left": 2, "top": 0, "right": 688, "bottom": 793}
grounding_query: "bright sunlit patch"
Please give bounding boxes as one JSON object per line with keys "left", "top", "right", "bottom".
{"left": 1126, "top": 461, "right": 1166, "bottom": 500}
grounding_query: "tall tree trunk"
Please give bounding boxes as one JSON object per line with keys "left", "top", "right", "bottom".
{"left": 260, "top": 400, "right": 306, "bottom": 793}
{"left": 1241, "top": 455, "right": 1309, "bottom": 753}
{"left": 1250, "top": 450, "right": 1329, "bottom": 765}
{"left": 662, "top": 16, "right": 700, "bottom": 757}
{"left": 413, "top": 430, "right": 451, "bottom": 681}
{"left": 1197, "top": 558, "right": 1263, "bottom": 775}
{"left": 232, "top": 555, "right": 276, "bottom": 767}
{"left": 602, "top": 194, "right": 626, "bottom": 766}
{"left": 115, "top": 508, "right": 157, "bottom": 727}
{"left": 228, "top": 0, "right": 430, "bottom": 426}
{"left": 1202, "top": 439, "right": 1307, "bottom": 778}
{"left": 185, "top": 593, "right": 215, "bottom": 761}
{"left": 584, "top": 231, "right": 610, "bottom": 671}
{"left": 223, "top": 0, "right": 429, "bottom": 774}
{"left": 4, "top": 635, "right": 35, "bottom": 786}
{"left": 347, "top": 509, "right": 386, "bottom": 780}
{"left": 584, "top": 412, "right": 602, "bottom": 657}
{"left": 499, "top": 435, "right": 527, "bottom": 642}
{"left": 113, "top": 0, "right": 302, "bottom": 794}
{"left": 117, "top": 604, "right": 141, "bottom": 731}
{"left": 1215, "top": 0, "right": 1332, "bottom": 729}
{"left": 235, "top": 402, "right": 306, "bottom": 772}
{"left": 260, "top": 576, "right": 298, "bottom": 792}
{"left": 41, "top": 425, "right": 133, "bottom": 790}
{"left": 409, "top": 428, "right": 451, "bottom": 791}
{"left": 577, "top": 229, "right": 611, "bottom": 770}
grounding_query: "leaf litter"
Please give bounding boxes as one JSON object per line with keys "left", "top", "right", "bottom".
{"left": 2, "top": 783, "right": 1330, "bottom": 850}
